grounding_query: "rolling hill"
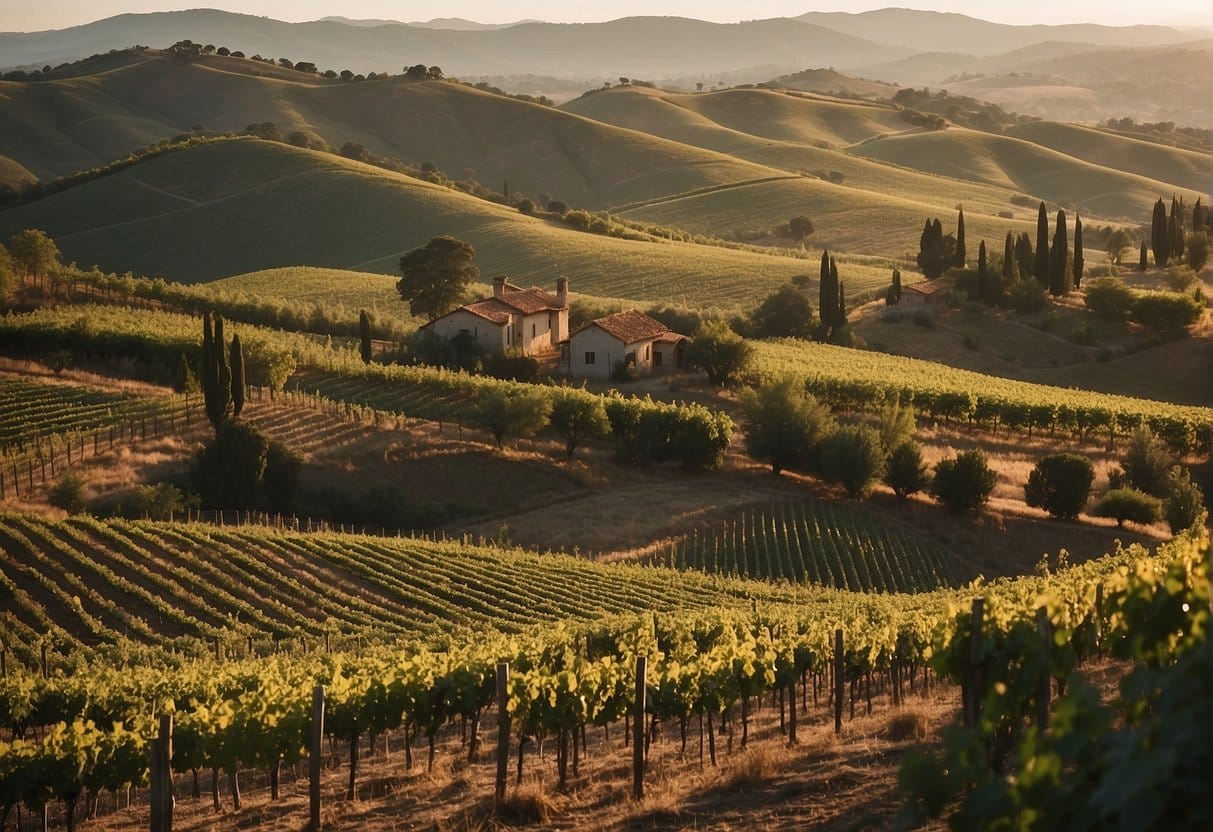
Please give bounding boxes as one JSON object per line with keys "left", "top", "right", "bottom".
{"left": 0, "top": 137, "right": 885, "bottom": 306}
{"left": 0, "top": 9, "right": 907, "bottom": 79}
{"left": 0, "top": 50, "right": 777, "bottom": 207}
{"left": 0, "top": 154, "right": 34, "bottom": 192}
{"left": 795, "top": 8, "right": 1190, "bottom": 55}
{"left": 851, "top": 127, "right": 1204, "bottom": 220}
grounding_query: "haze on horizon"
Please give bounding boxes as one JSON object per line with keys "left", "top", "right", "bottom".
{"left": 2, "top": 0, "right": 1209, "bottom": 33}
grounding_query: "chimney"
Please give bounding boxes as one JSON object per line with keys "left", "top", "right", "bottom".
{"left": 493, "top": 276, "right": 506, "bottom": 298}
{"left": 556, "top": 276, "right": 569, "bottom": 309}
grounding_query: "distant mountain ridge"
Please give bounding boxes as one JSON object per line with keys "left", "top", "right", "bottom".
{"left": 0, "top": 7, "right": 1190, "bottom": 81}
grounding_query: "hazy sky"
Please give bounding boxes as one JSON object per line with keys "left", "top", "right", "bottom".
{"left": 1, "top": 1, "right": 1209, "bottom": 32}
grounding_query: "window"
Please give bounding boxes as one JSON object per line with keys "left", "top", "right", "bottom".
{"left": 584, "top": 351, "right": 596, "bottom": 365}
{"left": 532, "top": 323, "right": 536, "bottom": 338}
{"left": 645, "top": 345, "right": 650, "bottom": 361}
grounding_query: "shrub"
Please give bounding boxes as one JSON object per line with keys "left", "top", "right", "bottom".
{"left": 1083, "top": 276, "right": 1135, "bottom": 320}
{"left": 1163, "top": 265, "right": 1197, "bottom": 291}
{"left": 738, "top": 377, "right": 834, "bottom": 474}
{"left": 819, "top": 425, "right": 885, "bottom": 498}
{"left": 1090, "top": 488, "right": 1162, "bottom": 528}
{"left": 1164, "top": 466, "right": 1207, "bottom": 534}
{"left": 263, "top": 441, "right": 302, "bottom": 511}
{"left": 49, "top": 472, "right": 88, "bottom": 514}
{"left": 1006, "top": 279, "right": 1047, "bottom": 313}
{"left": 879, "top": 397, "right": 917, "bottom": 452}
{"left": 1130, "top": 292, "right": 1203, "bottom": 337}
{"left": 192, "top": 420, "right": 269, "bottom": 508}
{"left": 475, "top": 388, "right": 552, "bottom": 449}
{"left": 515, "top": 198, "right": 535, "bottom": 215}
{"left": 884, "top": 440, "right": 929, "bottom": 501}
{"left": 686, "top": 321, "right": 753, "bottom": 385}
{"left": 1186, "top": 230, "right": 1208, "bottom": 272}
{"left": 484, "top": 350, "right": 539, "bottom": 382}
{"left": 931, "top": 450, "right": 997, "bottom": 514}
{"left": 748, "top": 285, "right": 815, "bottom": 339}
{"left": 911, "top": 309, "right": 935, "bottom": 328}
{"left": 548, "top": 391, "right": 611, "bottom": 458}
{"left": 128, "top": 483, "right": 194, "bottom": 520}
{"left": 1122, "top": 426, "right": 1177, "bottom": 498}
{"left": 1024, "top": 453, "right": 1095, "bottom": 520}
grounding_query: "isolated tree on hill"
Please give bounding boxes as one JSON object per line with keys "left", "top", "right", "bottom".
{"left": 397, "top": 236, "right": 480, "bottom": 321}
{"left": 787, "top": 215, "right": 815, "bottom": 245}
{"left": 1072, "top": 214, "right": 1084, "bottom": 289}
{"left": 404, "top": 64, "right": 428, "bottom": 79}
{"left": 884, "top": 440, "right": 929, "bottom": 501}
{"left": 1139, "top": 241, "right": 1149, "bottom": 271}
{"left": 8, "top": 228, "right": 60, "bottom": 289}
{"left": 1151, "top": 198, "right": 1170, "bottom": 266}
{"left": 475, "top": 388, "right": 551, "bottom": 449}
{"left": 1193, "top": 198, "right": 1207, "bottom": 231}
{"left": 1049, "top": 209, "right": 1069, "bottom": 297}
{"left": 886, "top": 268, "right": 903, "bottom": 305}
{"left": 230, "top": 333, "right": 246, "bottom": 418}
{"left": 1103, "top": 227, "right": 1132, "bottom": 266}
{"left": 954, "top": 206, "right": 966, "bottom": 268}
{"left": 358, "top": 310, "right": 373, "bottom": 364}
{"left": 1034, "top": 202, "right": 1050, "bottom": 287}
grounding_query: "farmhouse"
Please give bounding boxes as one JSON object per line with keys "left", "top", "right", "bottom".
{"left": 900, "top": 276, "right": 950, "bottom": 305}
{"left": 419, "top": 276, "right": 569, "bottom": 355}
{"left": 562, "top": 310, "right": 686, "bottom": 379}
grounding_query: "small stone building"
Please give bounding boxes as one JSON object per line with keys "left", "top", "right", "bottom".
{"left": 562, "top": 310, "right": 686, "bottom": 379}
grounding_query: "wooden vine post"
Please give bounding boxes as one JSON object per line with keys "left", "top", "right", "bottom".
{"left": 833, "top": 628, "right": 844, "bottom": 735}
{"left": 495, "top": 663, "right": 510, "bottom": 804}
{"left": 632, "top": 656, "right": 647, "bottom": 801}
{"left": 149, "top": 714, "right": 173, "bottom": 832}
{"left": 1036, "top": 606, "right": 1051, "bottom": 731}
{"left": 309, "top": 685, "right": 325, "bottom": 832}
{"left": 964, "top": 598, "right": 985, "bottom": 729}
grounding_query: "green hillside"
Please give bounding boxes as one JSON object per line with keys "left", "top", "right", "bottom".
{"left": 1004, "top": 121, "right": 1210, "bottom": 193}
{"left": 852, "top": 127, "right": 1205, "bottom": 219}
{"left": 0, "top": 138, "right": 871, "bottom": 307}
{"left": 0, "top": 51, "right": 783, "bottom": 208}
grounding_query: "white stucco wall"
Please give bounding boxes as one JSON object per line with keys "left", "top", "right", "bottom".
{"left": 567, "top": 327, "right": 657, "bottom": 378}
{"left": 424, "top": 310, "right": 509, "bottom": 352}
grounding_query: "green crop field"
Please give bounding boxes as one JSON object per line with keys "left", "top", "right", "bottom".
{"left": 0, "top": 139, "right": 858, "bottom": 307}
{"left": 657, "top": 498, "right": 957, "bottom": 593}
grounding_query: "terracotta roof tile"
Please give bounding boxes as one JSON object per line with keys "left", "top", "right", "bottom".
{"left": 903, "top": 277, "right": 950, "bottom": 295}
{"left": 575, "top": 310, "right": 671, "bottom": 345}
{"left": 460, "top": 298, "right": 514, "bottom": 325}
{"left": 498, "top": 286, "right": 562, "bottom": 314}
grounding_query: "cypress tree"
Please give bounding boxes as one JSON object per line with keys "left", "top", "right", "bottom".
{"left": 1072, "top": 214, "right": 1084, "bottom": 289}
{"left": 1003, "top": 231, "right": 1016, "bottom": 282}
{"left": 819, "top": 249, "right": 832, "bottom": 320}
{"left": 955, "top": 206, "right": 966, "bottom": 268}
{"left": 1015, "top": 232, "right": 1034, "bottom": 280}
{"left": 1169, "top": 196, "right": 1185, "bottom": 261}
{"left": 1050, "top": 210, "right": 1069, "bottom": 297}
{"left": 1193, "top": 198, "right": 1205, "bottom": 231}
{"left": 201, "top": 312, "right": 215, "bottom": 404}
{"left": 230, "top": 333, "right": 246, "bottom": 418}
{"left": 1034, "top": 202, "right": 1050, "bottom": 287}
{"left": 977, "top": 239, "right": 989, "bottom": 301}
{"left": 835, "top": 276, "right": 846, "bottom": 328}
{"left": 892, "top": 268, "right": 902, "bottom": 302}
{"left": 1151, "top": 198, "right": 1170, "bottom": 265}
{"left": 206, "top": 314, "right": 233, "bottom": 430}
{"left": 503, "top": 179, "right": 510, "bottom": 202}
{"left": 358, "top": 309, "right": 373, "bottom": 364}
{"left": 1139, "top": 241, "right": 1148, "bottom": 271}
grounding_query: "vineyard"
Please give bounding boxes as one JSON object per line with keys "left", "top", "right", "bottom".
{"left": 0, "top": 524, "right": 1205, "bottom": 830}
{"left": 0, "top": 514, "right": 809, "bottom": 662}
{"left": 749, "top": 339, "right": 1213, "bottom": 453}
{"left": 660, "top": 498, "right": 957, "bottom": 592}
{"left": 0, "top": 377, "right": 175, "bottom": 449}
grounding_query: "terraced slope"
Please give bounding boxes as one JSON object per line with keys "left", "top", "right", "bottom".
{"left": 0, "top": 138, "right": 878, "bottom": 305}
{"left": 0, "top": 514, "right": 805, "bottom": 654}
